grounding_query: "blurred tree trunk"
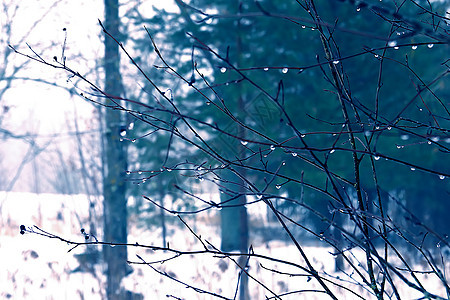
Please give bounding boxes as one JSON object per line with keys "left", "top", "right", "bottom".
{"left": 102, "top": 0, "right": 128, "bottom": 299}
{"left": 220, "top": 2, "right": 249, "bottom": 299}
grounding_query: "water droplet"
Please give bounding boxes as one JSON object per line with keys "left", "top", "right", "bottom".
{"left": 375, "top": 126, "right": 380, "bottom": 130}
{"left": 374, "top": 156, "right": 380, "bottom": 161}
{"left": 410, "top": 167, "right": 415, "bottom": 171}
{"left": 412, "top": 45, "right": 418, "bottom": 50}
{"left": 120, "top": 130, "right": 127, "bottom": 137}
{"left": 387, "top": 126, "right": 392, "bottom": 130}
{"left": 301, "top": 25, "right": 306, "bottom": 29}
{"left": 329, "top": 149, "right": 335, "bottom": 154}
{"left": 206, "top": 101, "right": 211, "bottom": 105}
{"left": 110, "top": 244, "right": 116, "bottom": 248}
{"left": 198, "top": 176, "right": 204, "bottom": 182}
{"left": 256, "top": 194, "right": 263, "bottom": 200}
{"left": 396, "top": 145, "right": 403, "bottom": 149}
{"left": 431, "top": 136, "right": 439, "bottom": 142}
{"left": 131, "top": 139, "right": 136, "bottom": 143}
{"left": 374, "top": 54, "right": 379, "bottom": 58}
{"left": 388, "top": 40, "right": 397, "bottom": 47}
{"left": 298, "top": 68, "right": 304, "bottom": 73}
{"left": 394, "top": 46, "right": 399, "bottom": 50}
{"left": 142, "top": 178, "right": 147, "bottom": 183}
{"left": 282, "top": 161, "right": 286, "bottom": 166}
{"left": 332, "top": 60, "right": 340, "bottom": 65}
{"left": 126, "top": 171, "right": 131, "bottom": 175}
{"left": 275, "top": 185, "right": 281, "bottom": 190}
{"left": 166, "top": 168, "right": 172, "bottom": 172}
{"left": 427, "top": 44, "right": 434, "bottom": 48}
{"left": 138, "top": 170, "right": 143, "bottom": 174}
{"left": 291, "top": 152, "right": 298, "bottom": 157}
{"left": 270, "top": 145, "right": 276, "bottom": 151}
{"left": 128, "top": 122, "right": 134, "bottom": 130}
{"left": 119, "top": 138, "right": 124, "bottom": 142}
{"left": 263, "top": 67, "right": 269, "bottom": 71}
{"left": 240, "top": 140, "right": 248, "bottom": 146}
{"left": 281, "top": 68, "right": 289, "bottom": 74}
{"left": 356, "top": 7, "right": 361, "bottom": 12}
{"left": 301, "top": 134, "right": 306, "bottom": 138}
{"left": 427, "top": 141, "right": 432, "bottom": 145}
{"left": 439, "top": 175, "right": 445, "bottom": 180}
{"left": 220, "top": 67, "right": 227, "bottom": 73}
{"left": 400, "top": 135, "right": 409, "bottom": 140}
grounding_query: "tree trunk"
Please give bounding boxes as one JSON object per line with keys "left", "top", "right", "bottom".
{"left": 103, "top": 0, "right": 128, "bottom": 299}
{"left": 220, "top": 2, "right": 249, "bottom": 299}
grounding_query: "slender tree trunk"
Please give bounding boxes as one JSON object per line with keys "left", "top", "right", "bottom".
{"left": 102, "top": 0, "right": 128, "bottom": 299}
{"left": 220, "top": 2, "right": 249, "bottom": 299}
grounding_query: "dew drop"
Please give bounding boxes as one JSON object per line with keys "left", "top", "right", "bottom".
{"left": 142, "top": 178, "right": 146, "bottom": 183}
{"left": 131, "top": 139, "right": 136, "bottom": 143}
{"left": 388, "top": 40, "right": 397, "bottom": 47}
{"left": 270, "top": 145, "right": 276, "bottom": 151}
{"left": 400, "top": 135, "right": 409, "bottom": 140}
{"left": 374, "top": 156, "right": 380, "bottom": 161}
{"left": 439, "top": 175, "right": 445, "bottom": 180}
{"left": 275, "top": 185, "right": 281, "bottom": 190}
{"left": 119, "top": 138, "right": 124, "bottom": 142}
{"left": 329, "top": 149, "right": 335, "bottom": 154}
{"left": 396, "top": 145, "right": 403, "bottom": 149}
{"left": 166, "top": 168, "right": 172, "bottom": 172}
{"left": 374, "top": 54, "right": 379, "bottom": 58}
{"left": 394, "top": 46, "right": 399, "bottom": 50}
{"left": 138, "top": 171, "right": 143, "bottom": 174}
{"left": 427, "top": 44, "right": 434, "bottom": 48}
{"left": 281, "top": 68, "right": 289, "bottom": 74}
{"left": 198, "top": 176, "right": 204, "bottom": 182}
{"left": 291, "top": 152, "right": 298, "bottom": 157}
{"left": 387, "top": 126, "right": 392, "bottom": 130}
{"left": 410, "top": 167, "right": 415, "bottom": 171}
{"left": 301, "top": 134, "right": 306, "bottom": 138}
{"left": 126, "top": 171, "right": 131, "bottom": 175}
{"left": 412, "top": 45, "right": 418, "bottom": 50}
{"left": 220, "top": 67, "right": 227, "bottom": 73}
{"left": 120, "top": 130, "right": 127, "bottom": 137}
{"left": 431, "top": 136, "right": 439, "bottom": 142}
{"left": 240, "top": 140, "right": 248, "bottom": 146}
{"left": 282, "top": 161, "right": 286, "bottom": 166}
{"left": 332, "top": 60, "right": 340, "bottom": 65}
{"left": 356, "top": 7, "right": 361, "bottom": 12}
{"left": 263, "top": 67, "right": 269, "bottom": 71}
{"left": 301, "top": 25, "right": 306, "bottom": 29}
{"left": 256, "top": 194, "right": 263, "bottom": 200}
{"left": 206, "top": 101, "right": 211, "bottom": 105}
{"left": 427, "top": 141, "right": 432, "bottom": 145}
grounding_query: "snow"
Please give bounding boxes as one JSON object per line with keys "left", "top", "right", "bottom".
{"left": 1, "top": 191, "right": 448, "bottom": 299}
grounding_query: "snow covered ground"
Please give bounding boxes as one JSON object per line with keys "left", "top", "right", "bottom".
{"left": 1, "top": 192, "right": 448, "bottom": 299}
